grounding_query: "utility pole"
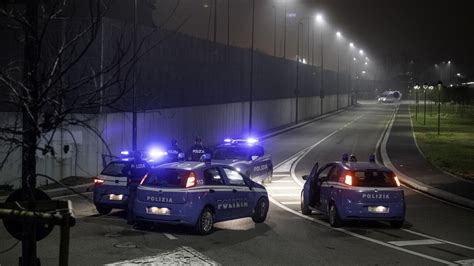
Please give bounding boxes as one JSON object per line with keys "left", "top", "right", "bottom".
{"left": 273, "top": 5, "right": 276, "bottom": 57}
{"left": 227, "top": 0, "right": 230, "bottom": 47}
{"left": 320, "top": 27, "right": 324, "bottom": 114}
{"left": 132, "top": 0, "right": 138, "bottom": 151}
{"left": 295, "top": 22, "right": 302, "bottom": 123}
{"left": 336, "top": 39, "right": 340, "bottom": 110}
{"left": 213, "top": 0, "right": 217, "bottom": 43}
{"left": 249, "top": 0, "right": 255, "bottom": 133}
{"left": 283, "top": 2, "right": 287, "bottom": 59}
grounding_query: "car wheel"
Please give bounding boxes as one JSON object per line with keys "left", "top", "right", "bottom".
{"left": 301, "top": 191, "right": 311, "bottom": 215}
{"left": 328, "top": 203, "right": 343, "bottom": 228}
{"left": 252, "top": 197, "right": 269, "bottom": 223}
{"left": 96, "top": 205, "right": 112, "bottom": 215}
{"left": 390, "top": 220, "right": 404, "bottom": 229}
{"left": 195, "top": 207, "right": 214, "bottom": 235}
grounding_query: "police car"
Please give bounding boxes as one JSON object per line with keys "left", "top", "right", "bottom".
{"left": 93, "top": 149, "right": 168, "bottom": 215}
{"left": 212, "top": 138, "right": 273, "bottom": 183}
{"left": 300, "top": 154, "right": 405, "bottom": 228}
{"left": 131, "top": 158, "right": 269, "bottom": 235}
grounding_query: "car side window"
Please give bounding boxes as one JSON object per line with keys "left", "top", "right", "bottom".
{"left": 203, "top": 168, "right": 224, "bottom": 186}
{"left": 223, "top": 168, "right": 247, "bottom": 186}
{"left": 317, "top": 165, "right": 333, "bottom": 181}
{"left": 328, "top": 166, "right": 341, "bottom": 182}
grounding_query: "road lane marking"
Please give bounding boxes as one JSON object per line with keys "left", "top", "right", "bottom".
{"left": 455, "top": 259, "right": 474, "bottom": 265}
{"left": 269, "top": 195, "right": 456, "bottom": 266}
{"left": 271, "top": 180, "right": 293, "bottom": 183}
{"left": 281, "top": 201, "right": 300, "bottom": 205}
{"left": 266, "top": 187, "right": 300, "bottom": 190}
{"left": 163, "top": 233, "right": 178, "bottom": 240}
{"left": 388, "top": 239, "right": 444, "bottom": 247}
{"left": 401, "top": 229, "right": 474, "bottom": 251}
{"left": 269, "top": 193, "right": 300, "bottom": 197}
{"left": 105, "top": 246, "right": 219, "bottom": 265}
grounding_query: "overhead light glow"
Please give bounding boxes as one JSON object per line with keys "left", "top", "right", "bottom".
{"left": 316, "top": 14, "right": 323, "bottom": 23}
{"left": 336, "top": 31, "right": 342, "bottom": 37}
{"left": 349, "top": 42, "right": 354, "bottom": 48}
{"left": 359, "top": 49, "right": 364, "bottom": 55}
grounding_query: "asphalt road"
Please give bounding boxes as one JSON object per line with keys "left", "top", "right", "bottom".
{"left": 1, "top": 102, "right": 473, "bottom": 265}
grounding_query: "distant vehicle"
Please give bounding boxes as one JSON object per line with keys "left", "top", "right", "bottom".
{"left": 93, "top": 150, "right": 168, "bottom": 215}
{"left": 377, "top": 90, "right": 402, "bottom": 103}
{"left": 212, "top": 138, "right": 273, "bottom": 183}
{"left": 300, "top": 154, "right": 405, "bottom": 228}
{"left": 131, "top": 160, "right": 269, "bottom": 235}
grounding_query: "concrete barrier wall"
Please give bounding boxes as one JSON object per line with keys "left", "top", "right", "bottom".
{"left": 0, "top": 94, "right": 349, "bottom": 188}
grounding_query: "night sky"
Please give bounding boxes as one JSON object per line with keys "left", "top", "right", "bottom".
{"left": 119, "top": 0, "right": 474, "bottom": 80}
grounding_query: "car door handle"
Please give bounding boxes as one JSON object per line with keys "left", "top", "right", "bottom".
{"left": 209, "top": 189, "right": 215, "bottom": 193}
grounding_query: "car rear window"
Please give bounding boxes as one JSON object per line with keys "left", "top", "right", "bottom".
{"left": 101, "top": 162, "right": 127, "bottom": 177}
{"left": 352, "top": 170, "right": 397, "bottom": 187}
{"left": 143, "top": 168, "right": 190, "bottom": 188}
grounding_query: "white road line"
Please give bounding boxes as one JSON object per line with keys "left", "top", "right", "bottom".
{"left": 455, "top": 259, "right": 474, "bottom": 265}
{"left": 388, "top": 239, "right": 444, "bottom": 247}
{"left": 271, "top": 180, "right": 294, "bottom": 183}
{"left": 270, "top": 193, "right": 301, "bottom": 197}
{"left": 272, "top": 174, "right": 291, "bottom": 177}
{"left": 163, "top": 233, "right": 178, "bottom": 240}
{"left": 269, "top": 196, "right": 456, "bottom": 266}
{"left": 266, "top": 187, "right": 300, "bottom": 190}
{"left": 281, "top": 201, "right": 300, "bottom": 205}
{"left": 401, "top": 229, "right": 474, "bottom": 251}
{"left": 52, "top": 191, "right": 93, "bottom": 200}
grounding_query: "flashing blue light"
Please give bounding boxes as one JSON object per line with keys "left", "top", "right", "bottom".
{"left": 121, "top": 158, "right": 129, "bottom": 161}
{"left": 246, "top": 137, "right": 259, "bottom": 144}
{"left": 224, "top": 138, "right": 232, "bottom": 143}
{"left": 149, "top": 149, "right": 167, "bottom": 158}
{"left": 120, "top": 150, "right": 130, "bottom": 156}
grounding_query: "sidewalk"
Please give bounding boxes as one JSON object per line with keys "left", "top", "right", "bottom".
{"left": 385, "top": 104, "right": 474, "bottom": 205}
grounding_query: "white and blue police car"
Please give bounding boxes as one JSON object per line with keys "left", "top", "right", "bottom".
{"left": 93, "top": 149, "right": 168, "bottom": 215}
{"left": 131, "top": 158, "right": 269, "bottom": 235}
{"left": 212, "top": 138, "right": 273, "bottom": 183}
{"left": 301, "top": 154, "right": 405, "bottom": 228}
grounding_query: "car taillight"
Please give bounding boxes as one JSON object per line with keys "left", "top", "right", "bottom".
{"left": 344, "top": 175, "right": 353, "bottom": 186}
{"left": 186, "top": 171, "right": 196, "bottom": 188}
{"left": 139, "top": 174, "right": 148, "bottom": 185}
{"left": 394, "top": 175, "right": 401, "bottom": 187}
{"left": 94, "top": 178, "right": 105, "bottom": 185}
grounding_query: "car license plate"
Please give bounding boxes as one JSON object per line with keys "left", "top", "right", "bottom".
{"left": 109, "top": 194, "right": 123, "bottom": 201}
{"left": 146, "top": 207, "right": 170, "bottom": 215}
{"left": 368, "top": 206, "right": 389, "bottom": 213}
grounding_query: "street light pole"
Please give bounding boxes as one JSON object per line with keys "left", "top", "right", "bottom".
{"left": 213, "top": 0, "right": 217, "bottom": 43}
{"left": 319, "top": 20, "right": 324, "bottom": 114}
{"left": 283, "top": 2, "right": 287, "bottom": 59}
{"left": 295, "top": 22, "right": 302, "bottom": 123}
{"left": 414, "top": 84, "right": 419, "bottom": 121}
{"left": 248, "top": 0, "right": 255, "bottom": 133}
{"left": 273, "top": 4, "right": 276, "bottom": 57}
{"left": 437, "top": 81, "right": 442, "bottom": 135}
{"left": 423, "top": 83, "right": 428, "bottom": 125}
{"left": 336, "top": 33, "right": 341, "bottom": 110}
{"left": 132, "top": 0, "right": 138, "bottom": 151}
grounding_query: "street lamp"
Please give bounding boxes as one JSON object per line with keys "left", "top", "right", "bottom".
{"left": 316, "top": 13, "right": 325, "bottom": 114}
{"left": 248, "top": 0, "right": 256, "bottom": 133}
{"left": 436, "top": 81, "right": 443, "bottom": 135}
{"left": 413, "top": 84, "right": 420, "bottom": 121}
{"left": 423, "top": 83, "right": 428, "bottom": 125}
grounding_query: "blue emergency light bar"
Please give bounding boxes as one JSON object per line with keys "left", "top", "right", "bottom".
{"left": 120, "top": 150, "right": 130, "bottom": 156}
{"left": 223, "top": 138, "right": 259, "bottom": 145}
{"left": 149, "top": 148, "right": 167, "bottom": 159}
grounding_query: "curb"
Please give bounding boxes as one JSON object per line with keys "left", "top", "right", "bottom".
{"left": 0, "top": 183, "right": 93, "bottom": 202}
{"left": 379, "top": 104, "right": 474, "bottom": 209}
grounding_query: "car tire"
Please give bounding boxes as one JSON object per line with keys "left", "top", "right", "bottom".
{"left": 252, "top": 197, "right": 269, "bottom": 223}
{"left": 301, "top": 191, "right": 311, "bottom": 215}
{"left": 390, "top": 220, "right": 404, "bottom": 229}
{"left": 195, "top": 207, "right": 214, "bottom": 235}
{"left": 96, "top": 205, "right": 112, "bottom": 215}
{"left": 328, "top": 203, "right": 343, "bottom": 228}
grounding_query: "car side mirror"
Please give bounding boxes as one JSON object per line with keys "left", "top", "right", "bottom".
{"left": 302, "top": 175, "right": 309, "bottom": 181}
{"left": 251, "top": 155, "right": 258, "bottom": 161}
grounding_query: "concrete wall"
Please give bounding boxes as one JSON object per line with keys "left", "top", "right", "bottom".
{"left": 0, "top": 94, "right": 349, "bottom": 188}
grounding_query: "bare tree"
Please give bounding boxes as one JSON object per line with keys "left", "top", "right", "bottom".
{"left": 0, "top": 0, "right": 188, "bottom": 264}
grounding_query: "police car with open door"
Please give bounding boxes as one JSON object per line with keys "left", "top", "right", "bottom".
{"left": 131, "top": 158, "right": 269, "bottom": 235}
{"left": 300, "top": 154, "right": 405, "bottom": 228}
{"left": 212, "top": 138, "right": 273, "bottom": 183}
{"left": 93, "top": 149, "right": 168, "bottom": 215}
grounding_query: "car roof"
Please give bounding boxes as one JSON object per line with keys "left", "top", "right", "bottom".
{"left": 152, "top": 161, "right": 231, "bottom": 171}
{"left": 337, "top": 161, "right": 392, "bottom": 172}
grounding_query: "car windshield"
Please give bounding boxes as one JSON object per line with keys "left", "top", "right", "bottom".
{"left": 352, "top": 170, "right": 397, "bottom": 187}
{"left": 213, "top": 147, "right": 249, "bottom": 160}
{"left": 101, "top": 162, "right": 128, "bottom": 177}
{"left": 143, "top": 168, "right": 190, "bottom": 188}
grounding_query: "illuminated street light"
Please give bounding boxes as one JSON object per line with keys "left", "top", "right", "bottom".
{"left": 361, "top": 70, "right": 366, "bottom": 74}
{"left": 336, "top": 31, "right": 342, "bottom": 37}
{"left": 456, "top": 73, "right": 461, "bottom": 77}
{"left": 316, "top": 14, "right": 324, "bottom": 23}
{"left": 359, "top": 49, "right": 364, "bottom": 55}
{"left": 353, "top": 57, "right": 357, "bottom": 61}
{"left": 414, "top": 84, "right": 420, "bottom": 121}
{"left": 349, "top": 42, "right": 354, "bottom": 48}
{"left": 364, "top": 61, "right": 368, "bottom": 65}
